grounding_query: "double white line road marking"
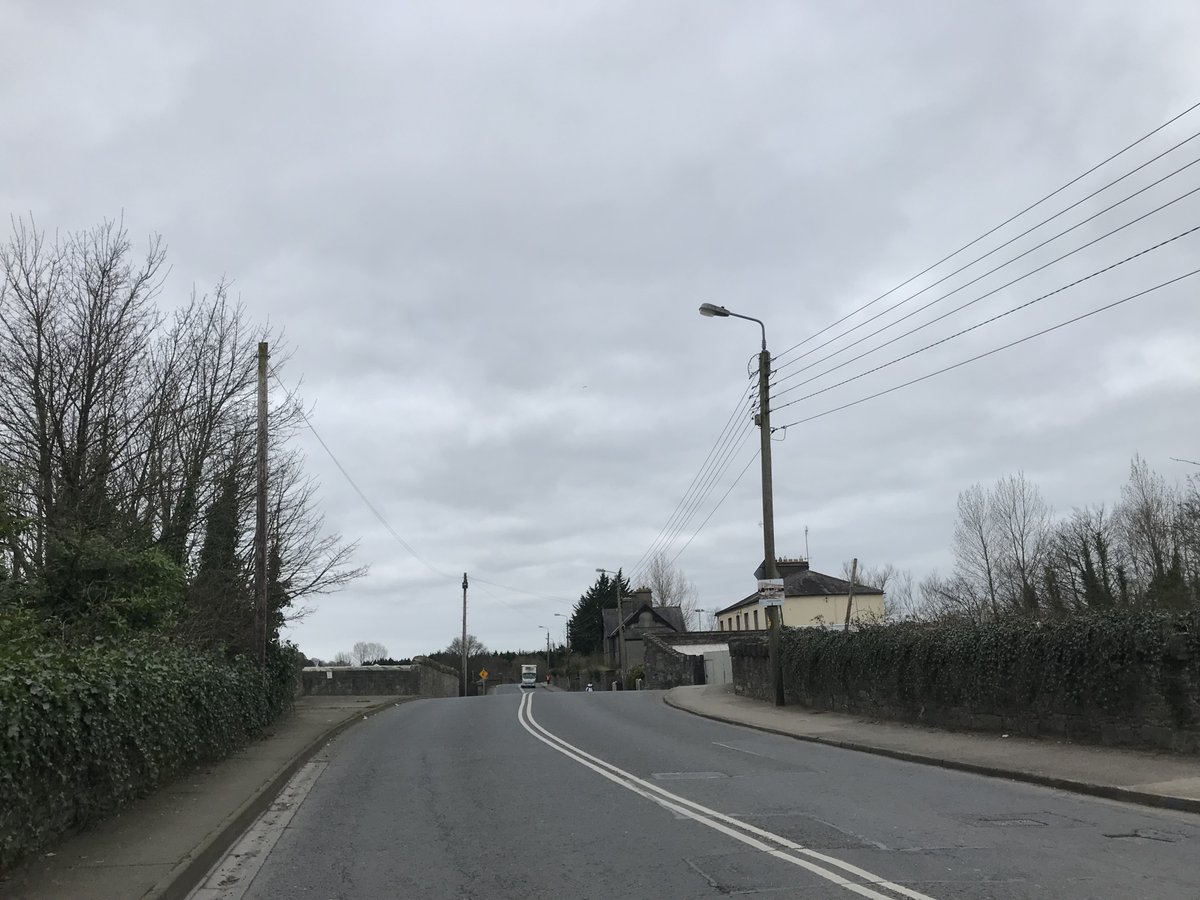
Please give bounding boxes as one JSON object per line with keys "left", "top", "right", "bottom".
{"left": 517, "top": 691, "right": 936, "bottom": 900}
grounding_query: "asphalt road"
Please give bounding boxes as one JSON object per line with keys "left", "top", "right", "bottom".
{"left": 220, "top": 687, "right": 1200, "bottom": 899}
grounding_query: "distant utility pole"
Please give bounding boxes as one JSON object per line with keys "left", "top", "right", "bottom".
{"left": 843, "top": 558, "right": 858, "bottom": 630}
{"left": 255, "top": 342, "right": 269, "bottom": 670}
{"left": 461, "top": 572, "right": 468, "bottom": 698}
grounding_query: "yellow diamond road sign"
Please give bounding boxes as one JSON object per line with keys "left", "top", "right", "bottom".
{"left": 479, "top": 669, "right": 489, "bottom": 680}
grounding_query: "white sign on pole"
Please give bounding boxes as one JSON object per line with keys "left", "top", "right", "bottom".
{"left": 757, "top": 578, "right": 785, "bottom": 607}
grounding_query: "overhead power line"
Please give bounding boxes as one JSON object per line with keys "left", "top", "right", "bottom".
{"left": 628, "top": 382, "right": 755, "bottom": 579}
{"left": 774, "top": 158, "right": 1200, "bottom": 390}
{"left": 771, "top": 223, "right": 1200, "bottom": 413}
{"left": 632, "top": 423, "right": 757, "bottom": 585}
{"left": 772, "top": 98, "right": 1200, "bottom": 366}
{"left": 269, "top": 371, "right": 454, "bottom": 580}
{"left": 670, "top": 449, "right": 761, "bottom": 565}
{"left": 774, "top": 267, "right": 1200, "bottom": 432}
{"left": 273, "top": 371, "right": 563, "bottom": 605}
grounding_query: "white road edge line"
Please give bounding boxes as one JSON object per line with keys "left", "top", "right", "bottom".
{"left": 519, "top": 692, "right": 936, "bottom": 900}
{"left": 185, "top": 760, "right": 328, "bottom": 900}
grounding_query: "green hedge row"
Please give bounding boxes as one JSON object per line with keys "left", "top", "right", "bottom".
{"left": 0, "top": 641, "right": 299, "bottom": 874}
{"left": 778, "top": 612, "right": 1200, "bottom": 744}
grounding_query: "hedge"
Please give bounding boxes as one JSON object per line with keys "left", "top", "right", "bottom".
{"left": 777, "top": 611, "right": 1200, "bottom": 750}
{"left": 0, "top": 640, "right": 299, "bottom": 874}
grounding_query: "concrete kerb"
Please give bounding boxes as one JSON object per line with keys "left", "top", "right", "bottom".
{"left": 152, "top": 696, "right": 413, "bottom": 900}
{"left": 661, "top": 691, "right": 1200, "bottom": 817}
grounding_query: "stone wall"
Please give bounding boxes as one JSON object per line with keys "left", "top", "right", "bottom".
{"left": 301, "top": 656, "right": 459, "bottom": 698}
{"left": 643, "top": 634, "right": 691, "bottom": 689}
{"left": 643, "top": 631, "right": 729, "bottom": 689}
{"left": 662, "top": 630, "right": 731, "bottom": 647}
{"left": 414, "top": 656, "right": 461, "bottom": 698}
{"left": 729, "top": 636, "right": 772, "bottom": 700}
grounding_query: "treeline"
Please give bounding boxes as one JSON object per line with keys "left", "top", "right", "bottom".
{"left": 919, "top": 457, "right": 1199, "bottom": 621}
{"left": 0, "top": 218, "right": 362, "bottom": 871}
{"left": 0, "top": 217, "right": 363, "bottom": 652}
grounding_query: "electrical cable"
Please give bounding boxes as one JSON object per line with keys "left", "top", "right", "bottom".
{"left": 632, "top": 422, "right": 756, "bottom": 584}
{"left": 670, "top": 448, "right": 762, "bottom": 564}
{"left": 771, "top": 99, "right": 1200, "bottom": 366}
{"left": 628, "top": 383, "right": 756, "bottom": 579}
{"left": 630, "top": 414, "right": 753, "bottom": 582}
{"left": 628, "top": 383, "right": 753, "bottom": 577}
{"left": 774, "top": 159, "right": 1200, "bottom": 389}
{"left": 773, "top": 267, "right": 1200, "bottom": 432}
{"left": 771, "top": 223, "right": 1200, "bottom": 412}
{"left": 269, "top": 370, "right": 454, "bottom": 580}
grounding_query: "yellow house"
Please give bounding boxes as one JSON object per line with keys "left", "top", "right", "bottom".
{"left": 716, "top": 558, "right": 884, "bottom": 632}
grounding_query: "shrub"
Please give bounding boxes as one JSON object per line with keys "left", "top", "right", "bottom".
{"left": 0, "top": 640, "right": 299, "bottom": 874}
{"left": 775, "top": 612, "right": 1200, "bottom": 746}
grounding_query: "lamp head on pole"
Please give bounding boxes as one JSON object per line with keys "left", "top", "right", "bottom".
{"left": 698, "top": 302, "right": 730, "bottom": 318}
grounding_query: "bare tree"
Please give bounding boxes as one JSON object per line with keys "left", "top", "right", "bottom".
{"left": 842, "top": 560, "right": 917, "bottom": 619}
{"left": 1179, "top": 474, "right": 1200, "bottom": 599}
{"left": 951, "top": 483, "right": 1002, "bottom": 619}
{"left": 991, "top": 472, "right": 1051, "bottom": 615}
{"left": 917, "top": 571, "right": 989, "bottom": 623}
{"left": 1043, "top": 504, "right": 1126, "bottom": 614}
{"left": 0, "top": 218, "right": 166, "bottom": 575}
{"left": 0, "top": 216, "right": 364, "bottom": 647}
{"left": 641, "top": 551, "right": 699, "bottom": 628}
{"left": 352, "top": 641, "right": 389, "bottom": 665}
{"left": 447, "top": 634, "right": 486, "bottom": 658}
{"left": 1116, "top": 455, "right": 1179, "bottom": 598}
{"left": 330, "top": 650, "right": 353, "bottom": 665}
{"left": 265, "top": 445, "right": 367, "bottom": 607}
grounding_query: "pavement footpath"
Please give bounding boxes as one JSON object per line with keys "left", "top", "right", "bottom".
{"left": 3, "top": 695, "right": 407, "bottom": 900}
{"left": 665, "top": 683, "right": 1200, "bottom": 814}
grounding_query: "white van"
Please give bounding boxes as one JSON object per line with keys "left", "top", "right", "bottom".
{"left": 520, "top": 664, "right": 538, "bottom": 689}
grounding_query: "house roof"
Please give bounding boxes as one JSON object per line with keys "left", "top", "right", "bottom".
{"left": 602, "top": 607, "right": 618, "bottom": 639}
{"left": 716, "top": 561, "right": 883, "bottom": 616}
{"left": 604, "top": 603, "right": 686, "bottom": 638}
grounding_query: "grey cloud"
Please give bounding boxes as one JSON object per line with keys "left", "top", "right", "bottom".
{"left": 3, "top": 1, "right": 1199, "bottom": 658}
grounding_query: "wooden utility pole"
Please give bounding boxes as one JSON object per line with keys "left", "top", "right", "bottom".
{"left": 757, "top": 345, "right": 785, "bottom": 708}
{"left": 843, "top": 558, "right": 858, "bottom": 630}
{"left": 461, "top": 572, "right": 468, "bottom": 697}
{"left": 255, "top": 342, "right": 269, "bottom": 669}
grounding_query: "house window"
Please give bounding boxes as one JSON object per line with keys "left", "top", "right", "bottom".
{"left": 735, "top": 614, "right": 741, "bottom": 630}
{"left": 754, "top": 609, "right": 759, "bottom": 630}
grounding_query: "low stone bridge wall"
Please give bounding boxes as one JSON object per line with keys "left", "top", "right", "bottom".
{"left": 300, "top": 656, "right": 459, "bottom": 698}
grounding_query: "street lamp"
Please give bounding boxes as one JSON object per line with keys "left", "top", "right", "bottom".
{"left": 596, "top": 567, "right": 625, "bottom": 681}
{"left": 538, "top": 625, "right": 552, "bottom": 670}
{"left": 699, "top": 302, "right": 785, "bottom": 707}
{"left": 554, "top": 612, "right": 569, "bottom": 650}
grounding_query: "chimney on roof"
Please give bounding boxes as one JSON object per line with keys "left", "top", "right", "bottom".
{"left": 754, "top": 557, "right": 809, "bottom": 579}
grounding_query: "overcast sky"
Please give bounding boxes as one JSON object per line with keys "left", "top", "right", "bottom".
{"left": 3, "top": 2, "right": 1199, "bottom": 660}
